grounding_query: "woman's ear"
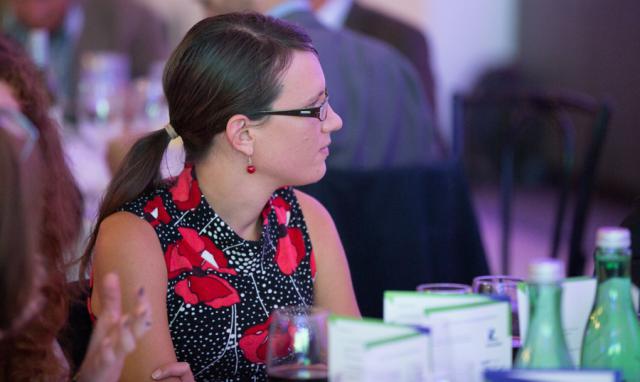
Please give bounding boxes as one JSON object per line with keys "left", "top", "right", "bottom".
{"left": 225, "top": 114, "right": 254, "bottom": 156}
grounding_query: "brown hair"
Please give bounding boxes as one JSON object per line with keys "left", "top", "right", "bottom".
{"left": 0, "top": 128, "right": 66, "bottom": 380}
{"left": 0, "top": 34, "right": 81, "bottom": 380}
{"left": 81, "top": 12, "right": 317, "bottom": 274}
{"left": 0, "top": 128, "right": 36, "bottom": 333}
{"left": 0, "top": 35, "right": 83, "bottom": 261}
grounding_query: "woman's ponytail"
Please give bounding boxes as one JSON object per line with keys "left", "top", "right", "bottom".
{"left": 79, "top": 128, "right": 171, "bottom": 278}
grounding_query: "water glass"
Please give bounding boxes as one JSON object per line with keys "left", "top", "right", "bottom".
{"left": 416, "top": 283, "right": 472, "bottom": 294}
{"left": 77, "top": 52, "right": 130, "bottom": 144}
{"left": 472, "top": 275, "right": 523, "bottom": 348}
{"left": 266, "top": 306, "right": 328, "bottom": 382}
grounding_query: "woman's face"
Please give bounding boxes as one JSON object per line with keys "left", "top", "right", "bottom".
{"left": 251, "top": 51, "right": 342, "bottom": 186}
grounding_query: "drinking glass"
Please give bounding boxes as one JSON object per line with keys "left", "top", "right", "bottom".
{"left": 266, "top": 306, "right": 328, "bottom": 382}
{"left": 416, "top": 283, "right": 472, "bottom": 294}
{"left": 76, "top": 51, "right": 130, "bottom": 145}
{"left": 472, "top": 275, "right": 523, "bottom": 348}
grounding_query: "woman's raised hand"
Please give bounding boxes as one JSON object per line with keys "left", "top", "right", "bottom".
{"left": 76, "top": 273, "right": 152, "bottom": 382}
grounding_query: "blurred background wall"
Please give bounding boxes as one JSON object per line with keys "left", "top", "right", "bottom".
{"left": 517, "top": 0, "right": 640, "bottom": 199}
{"left": 360, "top": 0, "right": 639, "bottom": 199}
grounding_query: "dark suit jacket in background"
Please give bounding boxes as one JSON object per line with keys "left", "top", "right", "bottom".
{"left": 345, "top": 2, "right": 437, "bottom": 121}
{"left": 76, "top": 0, "right": 168, "bottom": 79}
{"left": 283, "top": 10, "right": 438, "bottom": 170}
{"left": 3, "top": 0, "right": 168, "bottom": 120}
{"left": 71, "top": 0, "right": 168, "bottom": 119}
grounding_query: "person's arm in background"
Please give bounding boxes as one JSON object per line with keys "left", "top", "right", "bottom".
{"left": 91, "top": 212, "right": 181, "bottom": 382}
{"left": 295, "top": 190, "right": 360, "bottom": 317}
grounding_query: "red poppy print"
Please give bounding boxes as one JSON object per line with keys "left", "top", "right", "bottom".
{"left": 271, "top": 196, "right": 292, "bottom": 225}
{"left": 165, "top": 243, "right": 193, "bottom": 277}
{"left": 275, "top": 227, "right": 306, "bottom": 276}
{"left": 265, "top": 196, "right": 307, "bottom": 275}
{"left": 170, "top": 165, "right": 201, "bottom": 211}
{"left": 238, "top": 316, "right": 291, "bottom": 364}
{"left": 310, "top": 249, "right": 317, "bottom": 279}
{"left": 175, "top": 274, "right": 240, "bottom": 308}
{"left": 165, "top": 227, "right": 237, "bottom": 278}
{"left": 143, "top": 196, "right": 171, "bottom": 227}
{"left": 262, "top": 195, "right": 291, "bottom": 227}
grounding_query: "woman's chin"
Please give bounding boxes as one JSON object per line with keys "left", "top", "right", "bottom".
{"left": 291, "top": 163, "right": 327, "bottom": 187}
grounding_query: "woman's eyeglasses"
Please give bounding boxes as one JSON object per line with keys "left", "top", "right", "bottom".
{"left": 0, "top": 108, "right": 39, "bottom": 161}
{"left": 249, "top": 93, "right": 330, "bottom": 122}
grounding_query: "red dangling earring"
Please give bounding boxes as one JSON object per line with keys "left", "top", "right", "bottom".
{"left": 246, "top": 156, "right": 256, "bottom": 174}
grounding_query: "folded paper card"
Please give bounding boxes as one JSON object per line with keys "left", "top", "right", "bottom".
{"left": 328, "top": 316, "right": 431, "bottom": 382}
{"left": 383, "top": 291, "right": 511, "bottom": 382}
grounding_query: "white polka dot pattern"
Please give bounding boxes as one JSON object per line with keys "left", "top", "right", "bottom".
{"left": 121, "top": 165, "right": 315, "bottom": 381}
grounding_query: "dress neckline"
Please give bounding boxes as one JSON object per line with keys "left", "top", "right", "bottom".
{"left": 184, "top": 163, "right": 269, "bottom": 247}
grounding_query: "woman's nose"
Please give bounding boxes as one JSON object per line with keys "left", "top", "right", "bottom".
{"left": 322, "top": 104, "right": 342, "bottom": 133}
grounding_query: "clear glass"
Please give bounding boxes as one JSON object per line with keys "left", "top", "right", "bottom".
{"left": 581, "top": 247, "right": 640, "bottom": 381}
{"left": 515, "top": 282, "right": 574, "bottom": 369}
{"left": 266, "top": 306, "right": 329, "bottom": 382}
{"left": 473, "top": 275, "right": 523, "bottom": 348}
{"left": 416, "top": 283, "right": 472, "bottom": 294}
{"left": 76, "top": 52, "right": 130, "bottom": 145}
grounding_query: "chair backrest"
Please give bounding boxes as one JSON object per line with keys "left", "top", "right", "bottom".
{"left": 301, "top": 161, "right": 489, "bottom": 318}
{"left": 453, "top": 90, "right": 611, "bottom": 276}
{"left": 621, "top": 197, "right": 640, "bottom": 287}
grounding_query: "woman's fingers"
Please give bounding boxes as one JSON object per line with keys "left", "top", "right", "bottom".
{"left": 99, "top": 273, "right": 123, "bottom": 319}
{"left": 78, "top": 273, "right": 152, "bottom": 382}
{"left": 114, "top": 315, "right": 137, "bottom": 355}
{"left": 151, "top": 362, "right": 195, "bottom": 381}
{"left": 131, "top": 287, "right": 152, "bottom": 338}
{"left": 99, "top": 335, "right": 117, "bottom": 366}
{"left": 84, "top": 273, "right": 122, "bottom": 357}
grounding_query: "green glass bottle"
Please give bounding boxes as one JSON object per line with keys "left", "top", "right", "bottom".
{"left": 515, "top": 259, "right": 574, "bottom": 369}
{"left": 581, "top": 227, "right": 640, "bottom": 381}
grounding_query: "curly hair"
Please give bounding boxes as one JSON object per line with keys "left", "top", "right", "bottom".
{"left": 0, "top": 34, "right": 82, "bottom": 380}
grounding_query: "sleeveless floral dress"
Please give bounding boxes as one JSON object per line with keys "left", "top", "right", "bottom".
{"left": 120, "top": 164, "right": 316, "bottom": 381}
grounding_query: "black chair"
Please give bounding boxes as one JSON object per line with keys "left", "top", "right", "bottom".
{"left": 453, "top": 89, "right": 611, "bottom": 276}
{"left": 621, "top": 197, "right": 640, "bottom": 288}
{"left": 59, "top": 280, "right": 93, "bottom": 373}
{"left": 301, "top": 161, "right": 489, "bottom": 318}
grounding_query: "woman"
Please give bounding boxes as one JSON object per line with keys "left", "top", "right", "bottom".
{"left": 82, "top": 12, "right": 360, "bottom": 381}
{"left": 0, "top": 110, "right": 152, "bottom": 381}
{"left": 0, "top": 33, "right": 82, "bottom": 380}
{"left": 0, "top": 35, "right": 188, "bottom": 381}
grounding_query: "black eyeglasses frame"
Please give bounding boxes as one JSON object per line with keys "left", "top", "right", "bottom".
{"left": 248, "top": 92, "right": 330, "bottom": 122}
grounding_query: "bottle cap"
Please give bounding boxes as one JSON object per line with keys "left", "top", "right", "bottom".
{"left": 528, "top": 259, "right": 565, "bottom": 283}
{"left": 596, "top": 227, "right": 631, "bottom": 249}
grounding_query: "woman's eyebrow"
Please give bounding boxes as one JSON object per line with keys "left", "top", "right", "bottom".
{"left": 303, "top": 89, "right": 327, "bottom": 106}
